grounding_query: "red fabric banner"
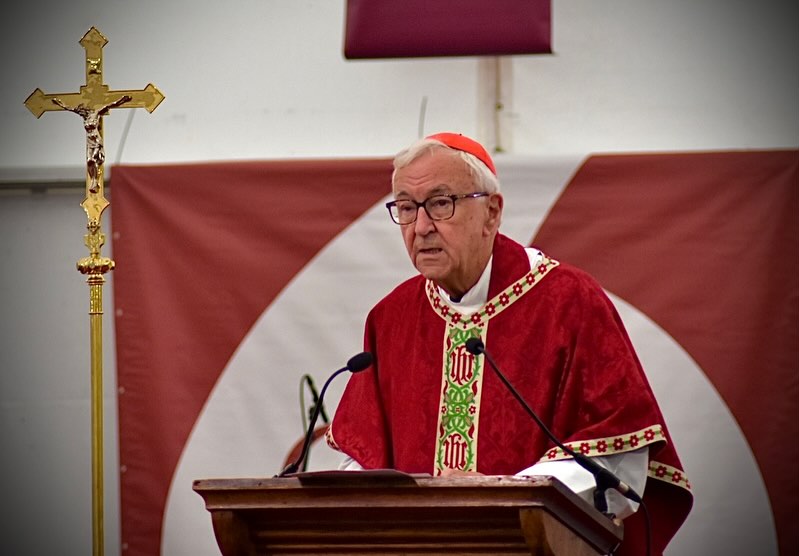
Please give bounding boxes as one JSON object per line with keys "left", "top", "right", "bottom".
{"left": 112, "top": 159, "right": 393, "bottom": 556}
{"left": 344, "top": 0, "right": 551, "bottom": 59}
{"left": 112, "top": 151, "right": 798, "bottom": 555}
{"left": 533, "top": 150, "right": 799, "bottom": 556}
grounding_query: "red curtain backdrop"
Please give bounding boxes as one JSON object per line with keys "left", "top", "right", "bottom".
{"left": 112, "top": 150, "right": 798, "bottom": 555}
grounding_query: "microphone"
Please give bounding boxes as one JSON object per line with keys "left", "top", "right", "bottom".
{"left": 304, "top": 375, "right": 330, "bottom": 424}
{"left": 277, "top": 351, "right": 373, "bottom": 477}
{"left": 464, "top": 337, "right": 642, "bottom": 512}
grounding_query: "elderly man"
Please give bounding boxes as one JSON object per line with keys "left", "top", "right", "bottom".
{"left": 327, "top": 132, "right": 692, "bottom": 555}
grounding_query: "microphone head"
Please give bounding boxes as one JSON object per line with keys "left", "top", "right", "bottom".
{"left": 464, "top": 337, "right": 485, "bottom": 355}
{"left": 346, "top": 351, "right": 373, "bottom": 372}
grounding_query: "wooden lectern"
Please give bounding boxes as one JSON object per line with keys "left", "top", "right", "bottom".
{"left": 193, "top": 471, "right": 622, "bottom": 555}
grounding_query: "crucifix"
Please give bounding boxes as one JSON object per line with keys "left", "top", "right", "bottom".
{"left": 25, "top": 27, "right": 164, "bottom": 556}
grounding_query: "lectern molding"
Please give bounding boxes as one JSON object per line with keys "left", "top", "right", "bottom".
{"left": 193, "top": 472, "right": 622, "bottom": 555}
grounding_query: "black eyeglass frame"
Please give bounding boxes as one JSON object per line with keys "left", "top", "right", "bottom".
{"left": 385, "top": 192, "right": 490, "bottom": 225}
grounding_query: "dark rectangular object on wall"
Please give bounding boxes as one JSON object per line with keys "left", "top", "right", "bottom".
{"left": 344, "top": 0, "right": 552, "bottom": 59}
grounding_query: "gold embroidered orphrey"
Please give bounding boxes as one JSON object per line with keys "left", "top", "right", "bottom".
{"left": 430, "top": 256, "right": 560, "bottom": 475}
{"left": 25, "top": 27, "right": 164, "bottom": 556}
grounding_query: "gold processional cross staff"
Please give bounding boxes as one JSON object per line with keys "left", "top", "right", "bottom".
{"left": 24, "top": 26, "right": 164, "bottom": 556}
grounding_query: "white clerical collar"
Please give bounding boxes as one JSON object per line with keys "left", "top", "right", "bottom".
{"left": 438, "top": 256, "right": 494, "bottom": 315}
{"left": 437, "top": 248, "right": 543, "bottom": 315}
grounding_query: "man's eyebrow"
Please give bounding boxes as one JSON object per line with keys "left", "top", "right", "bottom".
{"left": 428, "top": 185, "right": 452, "bottom": 195}
{"left": 394, "top": 184, "right": 452, "bottom": 199}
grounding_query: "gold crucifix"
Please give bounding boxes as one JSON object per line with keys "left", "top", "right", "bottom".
{"left": 24, "top": 27, "right": 164, "bottom": 556}
{"left": 25, "top": 26, "right": 164, "bottom": 226}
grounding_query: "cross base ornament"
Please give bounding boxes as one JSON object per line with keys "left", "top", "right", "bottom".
{"left": 25, "top": 27, "right": 164, "bottom": 556}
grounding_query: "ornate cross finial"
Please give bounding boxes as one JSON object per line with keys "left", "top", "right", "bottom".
{"left": 25, "top": 26, "right": 164, "bottom": 230}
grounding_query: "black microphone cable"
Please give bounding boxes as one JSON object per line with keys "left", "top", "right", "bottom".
{"left": 296, "top": 374, "right": 330, "bottom": 472}
{"left": 299, "top": 375, "right": 330, "bottom": 431}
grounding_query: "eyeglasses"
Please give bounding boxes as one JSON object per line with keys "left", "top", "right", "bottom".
{"left": 385, "top": 192, "right": 490, "bottom": 225}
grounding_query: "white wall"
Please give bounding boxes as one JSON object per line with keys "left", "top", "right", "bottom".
{"left": 0, "top": 1, "right": 796, "bottom": 555}
{"left": 1, "top": 0, "right": 796, "bottom": 172}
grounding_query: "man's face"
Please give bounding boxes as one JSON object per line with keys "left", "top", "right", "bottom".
{"left": 392, "top": 149, "right": 503, "bottom": 298}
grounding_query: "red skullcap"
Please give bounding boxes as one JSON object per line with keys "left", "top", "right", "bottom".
{"left": 425, "top": 132, "right": 497, "bottom": 176}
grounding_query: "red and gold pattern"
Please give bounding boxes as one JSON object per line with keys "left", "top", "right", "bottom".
{"left": 430, "top": 255, "right": 559, "bottom": 475}
{"left": 649, "top": 460, "right": 692, "bottom": 491}
{"left": 538, "top": 424, "right": 692, "bottom": 492}
{"left": 425, "top": 256, "right": 560, "bottom": 330}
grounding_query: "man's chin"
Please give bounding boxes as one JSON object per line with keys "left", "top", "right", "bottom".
{"left": 415, "top": 262, "right": 447, "bottom": 282}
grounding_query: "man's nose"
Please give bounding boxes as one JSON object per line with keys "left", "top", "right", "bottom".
{"left": 414, "top": 206, "right": 436, "bottom": 234}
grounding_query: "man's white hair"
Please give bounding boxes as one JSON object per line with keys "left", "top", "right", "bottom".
{"left": 392, "top": 137, "right": 500, "bottom": 194}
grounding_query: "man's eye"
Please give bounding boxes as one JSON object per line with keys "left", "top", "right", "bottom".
{"left": 428, "top": 198, "right": 450, "bottom": 210}
{"left": 396, "top": 202, "right": 416, "bottom": 213}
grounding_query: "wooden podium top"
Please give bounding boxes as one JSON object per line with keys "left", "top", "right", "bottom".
{"left": 193, "top": 472, "right": 622, "bottom": 555}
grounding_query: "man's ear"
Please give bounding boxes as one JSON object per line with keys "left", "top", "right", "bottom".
{"left": 485, "top": 193, "right": 504, "bottom": 234}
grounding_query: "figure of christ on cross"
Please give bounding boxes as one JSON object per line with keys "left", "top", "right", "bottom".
{"left": 51, "top": 95, "right": 132, "bottom": 193}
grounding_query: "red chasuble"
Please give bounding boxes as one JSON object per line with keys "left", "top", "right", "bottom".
{"left": 329, "top": 234, "right": 692, "bottom": 555}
